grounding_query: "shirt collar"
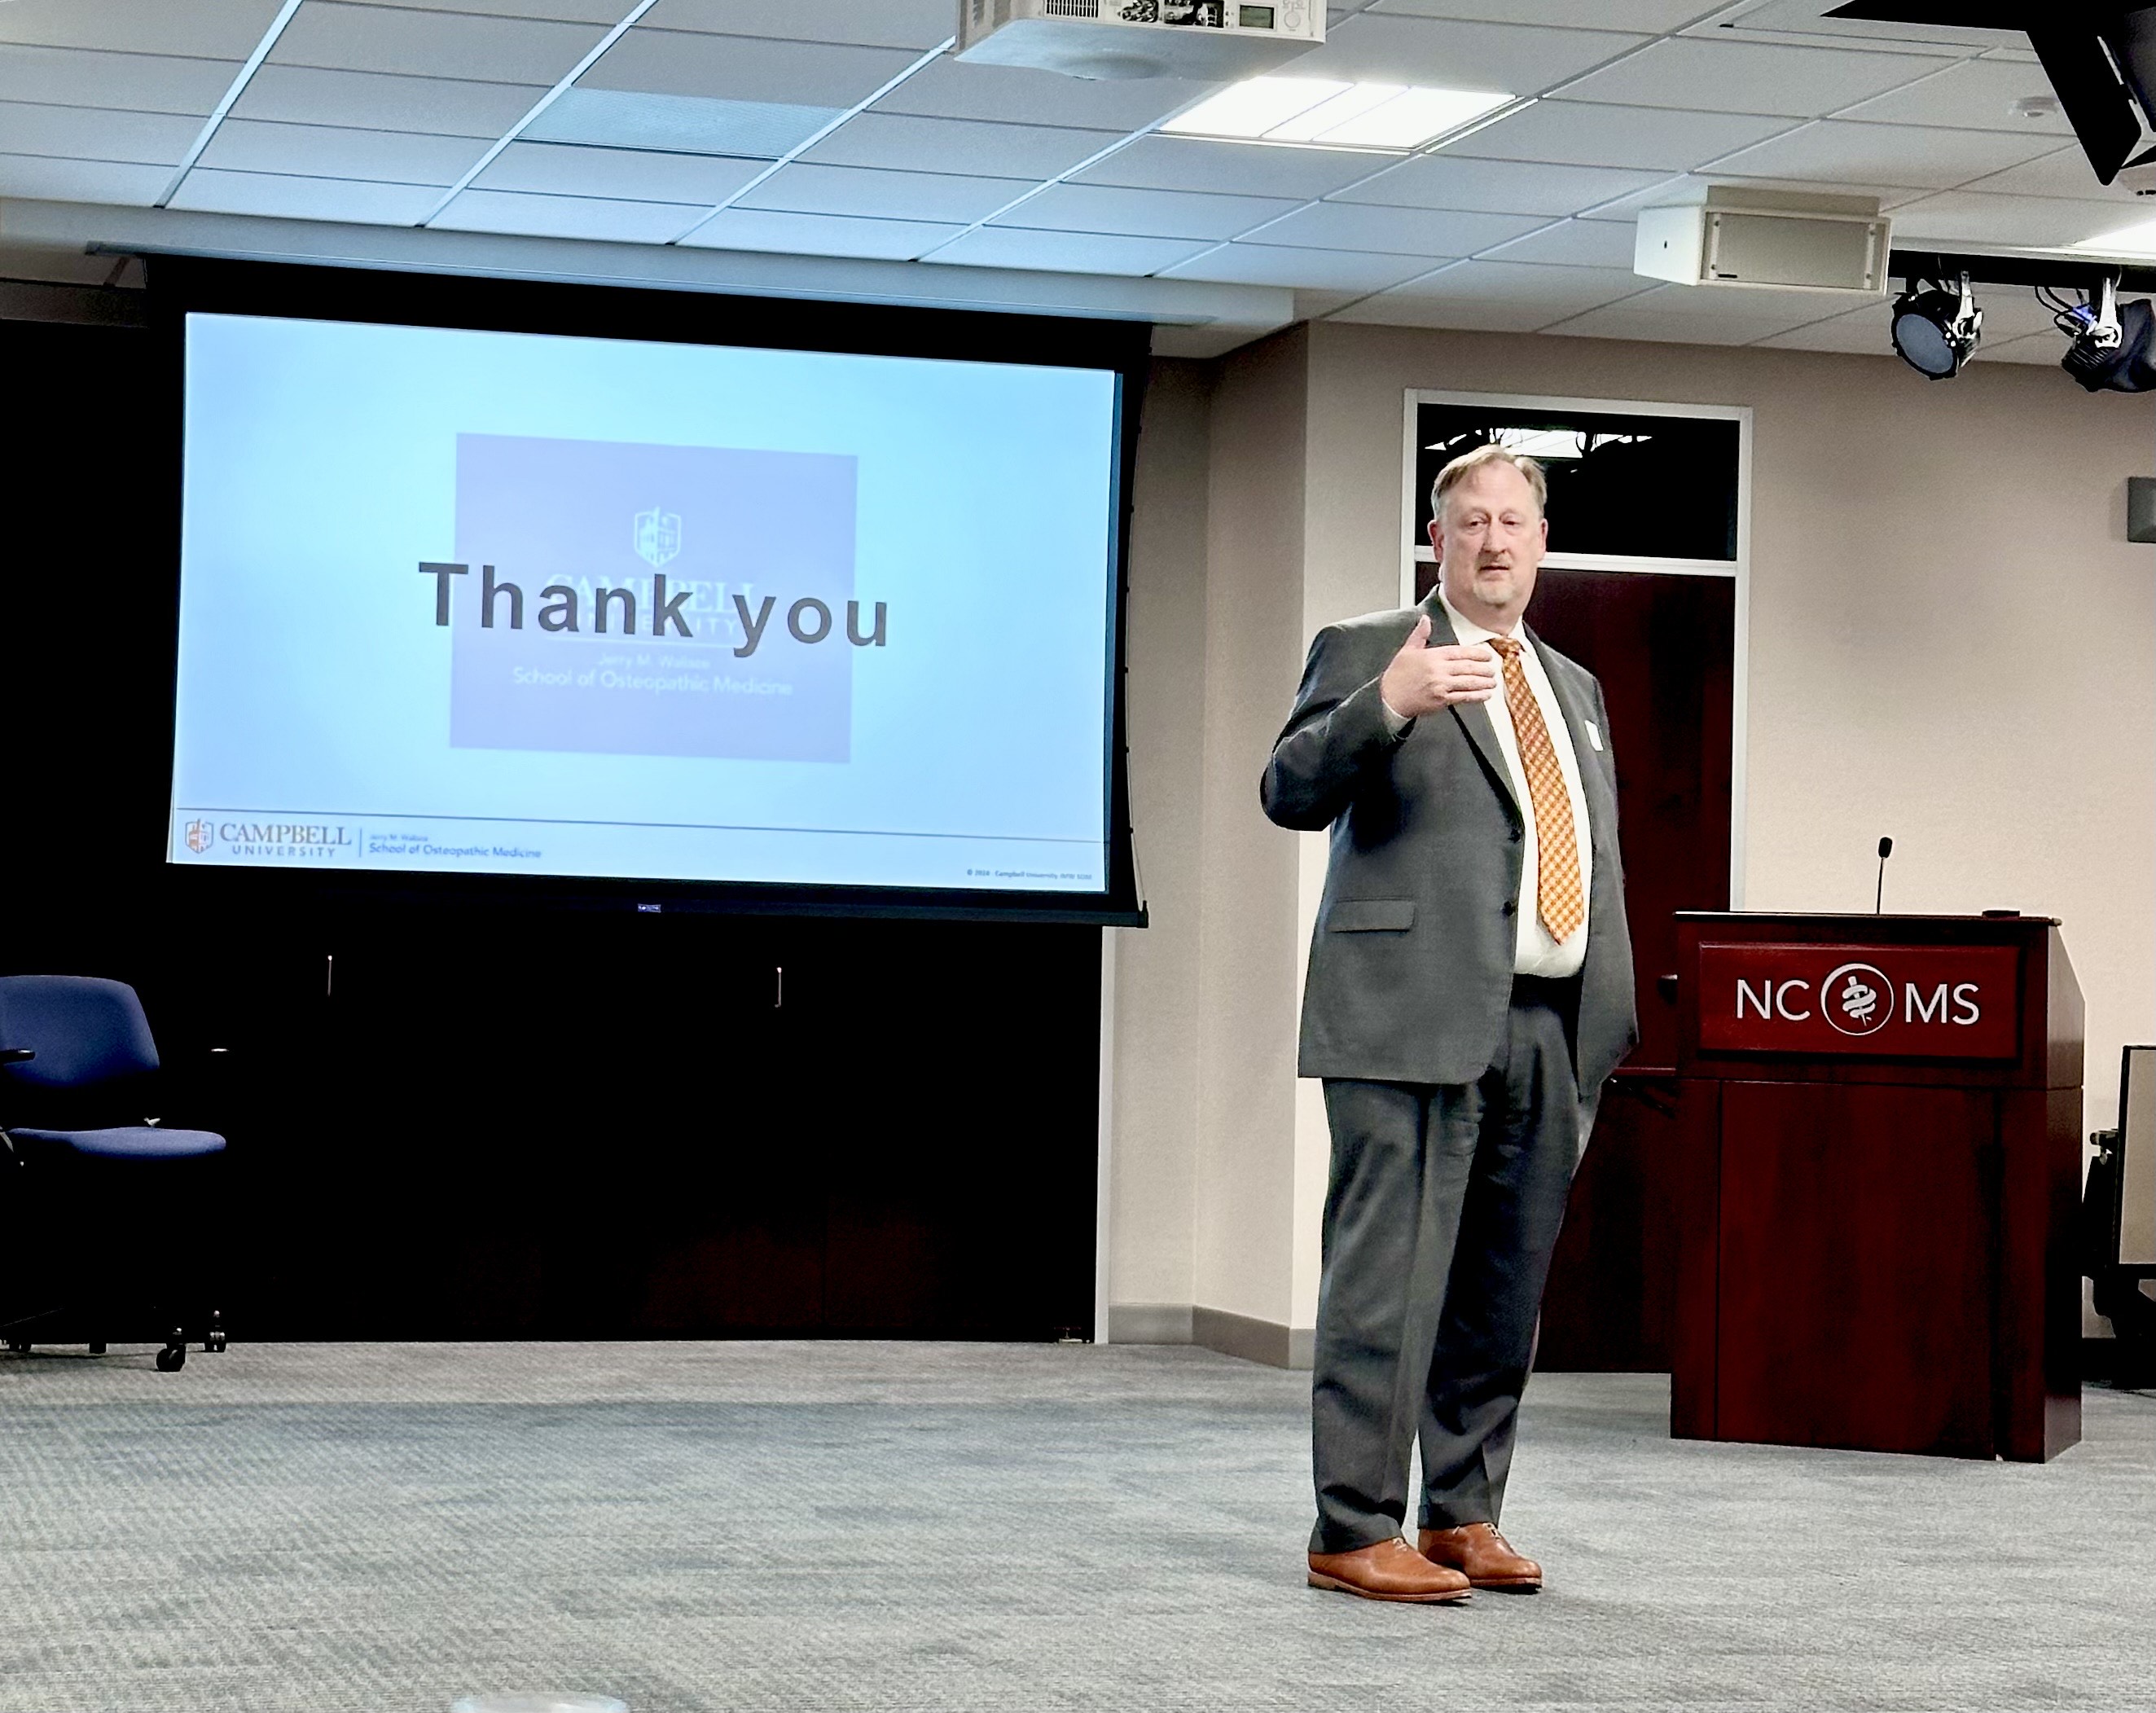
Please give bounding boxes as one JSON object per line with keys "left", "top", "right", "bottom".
{"left": 1437, "top": 585, "right": 1521, "bottom": 650}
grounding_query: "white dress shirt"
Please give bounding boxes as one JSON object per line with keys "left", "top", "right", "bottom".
{"left": 1385, "top": 591, "right": 1595, "bottom": 978}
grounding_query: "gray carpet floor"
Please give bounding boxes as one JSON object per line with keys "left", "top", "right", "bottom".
{"left": 0, "top": 1341, "right": 2149, "bottom": 1713}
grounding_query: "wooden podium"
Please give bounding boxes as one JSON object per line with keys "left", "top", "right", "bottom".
{"left": 1671, "top": 913, "right": 2083, "bottom": 1461}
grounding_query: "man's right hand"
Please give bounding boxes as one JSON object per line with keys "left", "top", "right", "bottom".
{"left": 1377, "top": 614, "right": 1498, "bottom": 720}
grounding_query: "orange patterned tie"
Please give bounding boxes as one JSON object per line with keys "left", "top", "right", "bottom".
{"left": 1486, "top": 636, "right": 1585, "bottom": 942}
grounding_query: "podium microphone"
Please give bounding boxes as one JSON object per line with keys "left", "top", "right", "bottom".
{"left": 1874, "top": 836, "right": 1894, "bottom": 914}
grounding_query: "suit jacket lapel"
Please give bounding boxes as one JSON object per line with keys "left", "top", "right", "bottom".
{"left": 1420, "top": 589, "right": 1519, "bottom": 821}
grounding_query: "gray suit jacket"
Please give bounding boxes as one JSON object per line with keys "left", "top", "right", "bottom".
{"left": 1261, "top": 591, "right": 1638, "bottom": 1093}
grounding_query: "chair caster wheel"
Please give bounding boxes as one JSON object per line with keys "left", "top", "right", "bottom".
{"left": 156, "top": 1345, "right": 186, "bottom": 1373}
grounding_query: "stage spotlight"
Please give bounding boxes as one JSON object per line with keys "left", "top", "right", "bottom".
{"left": 2053, "top": 275, "right": 2156, "bottom": 393}
{"left": 1890, "top": 273, "right": 1982, "bottom": 379}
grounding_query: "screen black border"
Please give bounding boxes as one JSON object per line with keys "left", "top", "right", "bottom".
{"left": 148, "top": 256, "right": 1148, "bottom": 926}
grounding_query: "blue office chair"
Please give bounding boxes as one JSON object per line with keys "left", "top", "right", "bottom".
{"left": 0, "top": 975, "right": 231, "bottom": 1371}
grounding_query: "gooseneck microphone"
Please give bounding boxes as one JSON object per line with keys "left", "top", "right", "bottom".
{"left": 1875, "top": 836, "right": 1894, "bottom": 915}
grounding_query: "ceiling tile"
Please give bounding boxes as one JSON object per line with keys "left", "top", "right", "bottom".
{"left": 582, "top": 29, "right": 920, "bottom": 107}
{"left": 231, "top": 64, "right": 547, "bottom": 137}
{"left": 1480, "top": 217, "right": 1636, "bottom": 268}
{"left": 199, "top": 118, "right": 490, "bottom": 185}
{"left": 1293, "top": 12, "right": 1651, "bottom": 95}
{"left": 1833, "top": 56, "right": 2077, "bottom": 134}
{"left": 1749, "top": 289, "right": 2066, "bottom": 355}
{"left": 1890, "top": 190, "right": 2129, "bottom": 251}
{"left": 1333, "top": 257, "right": 1653, "bottom": 329}
{"left": 0, "top": 45, "right": 239, "bottom": 116}
{"left": 871, "top": 57, "right": 1216, "bottom": 132}
{"left": 1444, "top": 99, "right": 1798, "bottom": 172}
{"left": 523, "top": 88, "right": 838, "bottom": 158}
{"left": 1293, "top": 288, "right": 1367, "bottom": 319}
{"left": 995, "top": 182, "right": 1300, "bottom": 241}
{"left": 0, "top": 101, "right": 202, "bottom": 166}
{"left": 270, "top": 3, "right": 608, "bottom": 86}
{"left": 736, "top": 162, "right": 1025, "bottom": 225}
{"left": 366, "top": 0, "right": 628, "bottom": 20}
{"left": 1960, "top": 144, "right": 2128, "bottom": 204}
{"left": 639, "top": 0, "right": 955, "bottom": 51}
{"left": 1372, "top": 0, "right": 1716, "bottom": 21}
{"left": 1256, "top": 200, "right": 1543, "bottom": 256}
{"left": 1158, "top": 242, "right": 1438, "bottom": 292}
{"left": 678, "top": 206, "right": 962, "bottom": 259}
{"left": 1543, "top": 290, "right": 1842, "bottom": 344}
{"left": 1622, "top": 280, "right": 1874, "bottom": 322}
{"left": 1972, "top": 332, "right": 2067, "bottom": 366}
{"left": 801, "top": 112, "right": 1113, "bottom": 181}
{"left": 169, "top": 168, "right": 441, "bottom": 224}
{"left": 433, "top": 186, "right": 709, "bottom": 242}
{"left": 921, "top": 226, "right": 1214, "bottom": 275}
{"left": 1559, "top": 39, "right": 1956, "bottom": 118}
{"left": 474, "top": 140, "right": 766, "bottom": 204}
{"left": 1333, "top": 154, "right": 1666, "bottom": 216}
{"left": 1702, "top": 119, "right": 2058, "bottom": 190}
{"left": 0, "top": 0, "right": 284, "bottom": 59}
{"left": 1074, "top": 134, "right": 1384, "bottom": 200}
{"left": 0, "top": 152, "right": 169, "bottom": 204}
{"left": 1572, "top": 171, "right": 1790, "bottom": 222}
{"left": 1750, "top": 305, "right": 1890, "bottom": 354}
{"left": 1700, "top": 0, "right": 2016, "bottom": 53}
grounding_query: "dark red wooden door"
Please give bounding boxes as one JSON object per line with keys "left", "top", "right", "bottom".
{"left": 1412, "top": 563, "right": 1737, "bottom": 1369}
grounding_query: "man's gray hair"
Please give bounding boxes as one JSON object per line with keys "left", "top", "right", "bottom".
{"left": 1430, "top": 442, "right": 1548, "bottom": 521}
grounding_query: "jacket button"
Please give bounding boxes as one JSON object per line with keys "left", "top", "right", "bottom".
{"left": 1508, "top": 827, "right": 1523, "bottom": 844}
{"left": 1501, "top": 899, "right": 1517, "bottom": 917}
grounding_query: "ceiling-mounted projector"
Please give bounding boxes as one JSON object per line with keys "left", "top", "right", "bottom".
{"left": 955, "top": 0, "right": 1323, "bottom": 81}
{"left": 1635, "top": 186, "right": 1891, "bottom": 296}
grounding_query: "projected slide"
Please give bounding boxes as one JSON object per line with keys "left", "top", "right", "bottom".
{"left": 169, "top": 312, "right": 1119, "bottom": 892}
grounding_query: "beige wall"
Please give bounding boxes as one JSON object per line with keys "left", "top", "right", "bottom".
{"left": 1109, "top": 318, "right": 2156, "bottom": 1346}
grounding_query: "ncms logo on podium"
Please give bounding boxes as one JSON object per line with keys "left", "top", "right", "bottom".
{"left": 1821, "top": 961, "right": 1893, "bottom": 1037}
{"left": 633, "top": 505, "right": 682, "bottom": 569}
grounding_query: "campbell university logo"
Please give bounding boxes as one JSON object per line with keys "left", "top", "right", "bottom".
{"left": 633, "top": 505, "right": 682, "bottom": 569}
{"left": 1821, "top": 962, "right": 1893, "bottom": 1036}
{"left": 184, "top": 819, "right": 215, "bottom": 854}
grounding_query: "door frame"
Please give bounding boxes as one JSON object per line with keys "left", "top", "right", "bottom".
{"left": 1399, "top": 388, "right": 1753, "bottom": 909}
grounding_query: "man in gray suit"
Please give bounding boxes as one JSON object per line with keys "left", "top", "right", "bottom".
{"left": 1262, "top": 444, "right": 1636, "bottom": 1605}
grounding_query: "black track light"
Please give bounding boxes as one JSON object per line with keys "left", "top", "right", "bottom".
{"left": 2054, "top": 275, "right": 2156, "bottom": 393}
{"left": 1890, "top": 272, "right": 1983, "bottom": 379}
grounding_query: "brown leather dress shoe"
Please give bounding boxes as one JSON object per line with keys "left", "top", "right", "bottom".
{"left": 1307, "top": 1537, "right": 1473, "bottom": 1604}
{"left": 1417, "top": 1522, "right": 1543, "bottom": 1592}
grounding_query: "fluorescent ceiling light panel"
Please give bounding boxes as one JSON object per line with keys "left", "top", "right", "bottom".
{"left": 1163, "top": 77, "right": 1510, "bottom": 152}
{"left": 1438, "top": 430, "right": 1655, "bottom": 462}
{"left": 1267, "top": 84, "right": 1404, "bottom": 143}
{"left": 2073, "top": 216, "right": 2156, "bottom": 257}
{"left": 1166, "top": 77, "right": 1351, "bottom": 138}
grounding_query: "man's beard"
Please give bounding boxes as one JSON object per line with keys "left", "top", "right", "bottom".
{"left": 1468, "top": 563, "right": 1520, "bottom": 605}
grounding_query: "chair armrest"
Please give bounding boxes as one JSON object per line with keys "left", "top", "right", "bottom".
{"left": 0, "top": 1048, "right": 33, "bottom": 1065}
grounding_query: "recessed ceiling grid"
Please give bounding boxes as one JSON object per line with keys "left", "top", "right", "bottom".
{"left": 0, "top": 0, "right": 2135, "bottom": 358}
